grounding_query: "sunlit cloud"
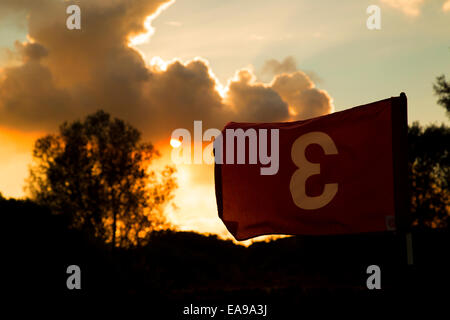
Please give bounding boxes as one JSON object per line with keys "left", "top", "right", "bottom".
{"left": 380, "top": 0, "right": 450, "bottom": 16}
{"left": 149, "top": 55, "right": 169, "bottom": 71}
{"left": 128, "top": 0, "right": 175, "bottom": 46}
{"left": 381, "top": 0, "right": 425, "bottom": 16}
{"left": 0, "top": 0, "right": 334, "bottom": 241}
{"left": 443, "top": 0, "right": 450, "bottom": 12}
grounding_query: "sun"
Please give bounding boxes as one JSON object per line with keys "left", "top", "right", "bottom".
{"left": 170, "top": 138, "right": 182, "bottom": 148}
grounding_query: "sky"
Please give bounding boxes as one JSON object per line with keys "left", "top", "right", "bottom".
{"left": 0, "top": 0, "right": 449, "bottom": 241}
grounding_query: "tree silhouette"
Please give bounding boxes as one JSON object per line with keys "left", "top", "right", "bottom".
{"left": 405, "top": 76, "right": 450, "bottom": 229}
{"left": 408, "top": 123, "right": 450, "bottom": 228}
{"left": 27, "top": 110, "right": 177, "bottom": 248}
{"left": 433, "top": 75, "right": 450, "bottom": 118}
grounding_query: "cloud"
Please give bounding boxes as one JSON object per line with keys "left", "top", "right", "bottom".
{"left": 0, "top": 0, "right": 333, "bottom": 144}
{"left": 444, "top": 0, "right": 450, "bottom": 12}
{"left": 0, "top": 42, "right": 71, "bottom": 129}
{"left": 380, "top": 0, "right": 425, "bottom": 16}
{"left": 261, "top": 56, "right": 297, "bottom": 77}
{"left": 143, "top": 58, "right": 228, "bottom": 140}
{"left": 0, "top": 0, "right": 335, "bottom": 239}
{"left": 380, "top": 0, "right": 450, "bottom": 16}
{"left": 271, "top": 71, "right": 333, "bottom": 119}
{"left": 15, "top": 41, "right": 48, "bottom": 62}
{"left": 165, "top": 21, "right": 182, "bottom": 27}
{"left": 225, "top": 69, "right": 289, "bottom": 122}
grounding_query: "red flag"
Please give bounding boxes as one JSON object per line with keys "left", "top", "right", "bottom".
{"left": 215, "top": 94, "right": 408, "bottom": 240}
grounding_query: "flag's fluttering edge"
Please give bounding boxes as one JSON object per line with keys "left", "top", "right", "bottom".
{"left": 215, "top": 94, "right": 408, "bottom": 241}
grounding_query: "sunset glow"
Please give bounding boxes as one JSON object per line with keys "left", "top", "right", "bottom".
{"left": 170, "top": 138, "right": 182, "bottom": 148}
{"left": 0, "top": 0, "right": 449, "bottom": 244}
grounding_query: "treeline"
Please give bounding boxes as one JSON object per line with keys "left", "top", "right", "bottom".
{"left": 1, "top": 195, "right": 450, "bottom": 302}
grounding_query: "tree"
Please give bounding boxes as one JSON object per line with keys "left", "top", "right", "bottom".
{"left": 408, "top": 122, "right": 450, "bottom": 228}
{"left": 27, "top": 110, "right": 177, "bottom": 248}
{"left": 407, "top": 75, "right": 450, "bottom": 228}
{"left": 433, "top": 75, "right": 450, "bottom": 118}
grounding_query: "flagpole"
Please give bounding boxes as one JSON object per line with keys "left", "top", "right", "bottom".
{"left": 392, "top": 92, "right": 413, "bottom": 267}
{"left": 406, "top": 232, "right": 413, "bottom": 266}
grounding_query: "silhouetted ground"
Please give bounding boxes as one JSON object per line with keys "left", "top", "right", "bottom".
{"left": 1, "top": 197, "right": 449, "bottom": 315}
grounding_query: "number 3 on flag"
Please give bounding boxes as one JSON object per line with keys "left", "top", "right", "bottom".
{"left": 290, "top": 132, "right": 339, "bottom": 210}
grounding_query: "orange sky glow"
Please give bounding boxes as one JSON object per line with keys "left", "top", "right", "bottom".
{"left": 1, "top": 0, "right": 449, "bottom": 244}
